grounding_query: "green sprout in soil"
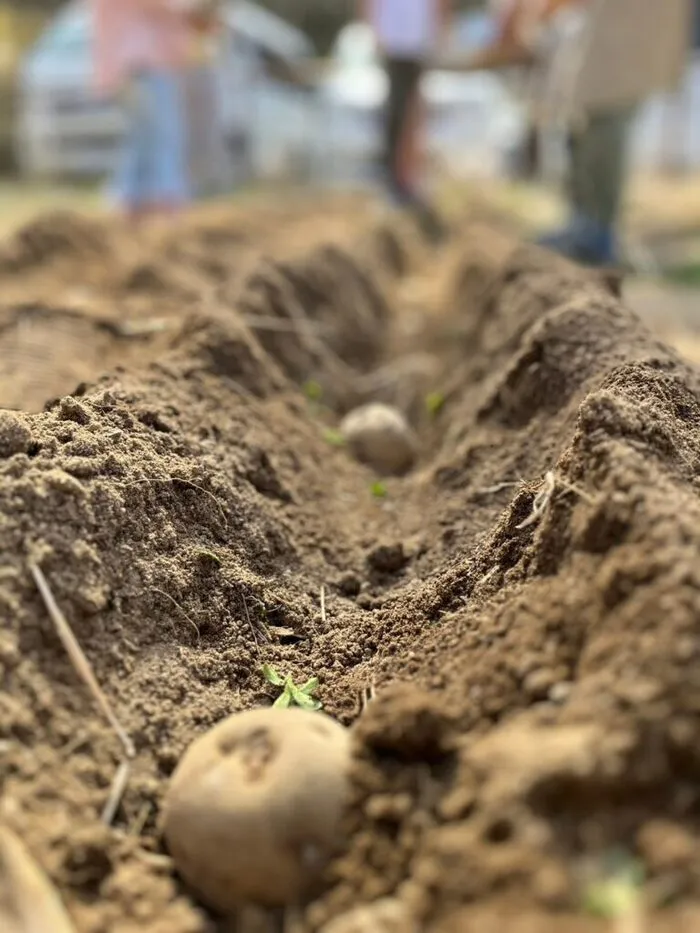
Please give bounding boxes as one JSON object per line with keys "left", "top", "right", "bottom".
{"left": 262, "top": 664, "right": 322, "bottom": 711}
{"left": 303, "top": 380, "right": 324, "bottom": 403}
{"left": 425, "top": 391, "right": 445, "bottom": 417}
{"left": 323, "top": 428, "right": 346, "bottom": 448}
{"left": 370, "top": 480, "right": 388, "bottom": 499}
{"left": 582, "top": 853, "right": 644, "bottom": 919}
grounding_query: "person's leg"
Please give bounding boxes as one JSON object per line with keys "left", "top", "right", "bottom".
{"left": 110, "top": 74, "right": 151, "bottom": 222}
{"left": 540, "top": 107, "right": 635, "bottom": 265}
{"left": 395, "top": 61, "right": 422, "bottom": 192}
{"left": 381, "top": 59, "right": 444, "bottom": 241}
{"left": 383, "top": 56, "right": 411, "bottom": 202}
{"left": 383, "top": 59, "right": 427, "bottom": 200}
{"left": 141, "top": 69, "right": 191, "bottom": 216}
{"left": 571, "top": 107, "right": 634, "bottom": 229}
{"left": 564, "top": 126, "right": 583, "bottom": 215}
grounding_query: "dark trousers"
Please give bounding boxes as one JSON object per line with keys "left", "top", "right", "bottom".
{"left": 567, "top": 106, "right": 636, "bottom": 228}
{"left": 383, "top": 56, "right": 423, "bottom": 195}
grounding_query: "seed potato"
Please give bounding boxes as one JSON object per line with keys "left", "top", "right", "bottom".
{"left": 162, "top": 708, "right": 351, "bottom": 912}
{"left": 340, "top": 403, "right": 416, "bottom": 476}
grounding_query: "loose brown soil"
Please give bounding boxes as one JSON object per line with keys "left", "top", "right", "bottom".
{"left": 2, "top": 196, "right": 700, "bottom": 933}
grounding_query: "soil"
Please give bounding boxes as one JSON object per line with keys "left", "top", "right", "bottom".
{"left": 2, "top": 196, "right": 700, "bottom": 933}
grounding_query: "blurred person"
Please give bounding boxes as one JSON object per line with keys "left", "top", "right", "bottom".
{"left": 360, "top": 0, "right": 452, "bottom": 239}
{"left": 180, "top": 0, "right": 233, "bottom": 196}
{"left": 466, "top": 0, "right": 690, "bottom": 266}
{"left": 91, "top": 0, "right": 195, "bottom": 222}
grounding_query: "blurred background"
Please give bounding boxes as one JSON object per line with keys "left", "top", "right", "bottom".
{"left": 1, "top": 0, "right": 700, "bottom": 289}
{"left": 3, "top": 0, "right": 699, "bottom": 188}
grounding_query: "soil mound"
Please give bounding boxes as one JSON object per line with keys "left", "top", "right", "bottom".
{"left": 1, "top": 204, "right": 700, "bottom": 933}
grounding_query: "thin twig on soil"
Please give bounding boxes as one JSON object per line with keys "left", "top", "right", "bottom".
{"left": 516, "top": 471, "right": 595, "bottom": 531}
{"left": 516, "top": 471, "right": 557, "bottom": 530}
{"left": 251, "top": 595, "right": 272, "bottom": 643}
{"left": 132, "top": 849, "right": 174, "bottom": 870}
{"left": 241, "top": 591, "right": 271, "bottom": 652}
{"left": 60, "top": 732, "right": 90, "bottom": 758}
{"left": 320, "top": 585, "right": 327, "bottom": 624}
{"left": 243, "top": 313, "right": 331, "bottom": 335}
{"left": 241, "top": 591, "right": 258, "bottom": 652}
{"left": 29, "top": 563, "right": 135, "bottom": 760}
{"left": 101, "top": 760, "right": 131, "bottom": 826}
{"left": 152, "top": 587, "right": 201, "bottom": 642}
{"left": 474, "top": 564, "right": 500, "bottom": 590}
{"left": 360, "top": 681, "right": 376, "bottom": 712}
{"left": 128, "top": 800, "right": 153, "bottom": 838}
{"left": 558, "top": 476, "right": 596, "bottom": 505}
{"left": 475, "top": 480, "right": 521, "bottom": 496}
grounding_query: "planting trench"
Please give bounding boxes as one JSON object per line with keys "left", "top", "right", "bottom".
{"left": 2, "top": 199, "right": 700, "bottom": 932}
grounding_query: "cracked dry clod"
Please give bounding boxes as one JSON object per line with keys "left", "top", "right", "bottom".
{"left": 340, "top": 403, "right": 416, "bottom": 476}
{"left": 162, "top": 708, "right": 351, "bottom": 911}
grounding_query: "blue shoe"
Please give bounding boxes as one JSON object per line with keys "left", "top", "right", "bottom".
{"left": 538, "top": 215, "right": 618, "bottom": 267}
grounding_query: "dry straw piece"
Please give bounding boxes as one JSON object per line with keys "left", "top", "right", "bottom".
{"left": 30, "top": 562, "right": 136, "bottom": 826}
{"left": 0, "top": 825, "right": 77, "bottom": 933}
{"left": 29, "top": 563, "right": 135, "bottom": 760}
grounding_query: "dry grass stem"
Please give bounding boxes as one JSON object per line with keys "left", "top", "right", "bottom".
{"left": 557, "top": 475, "right": 596, "bottom": 504}
{"left": 121, "top": 477, "right": 228, "bottom": 527}
{"left": 320, "top": 585, "right": 327, "bottom": 624}
{"left": 475, "top": 564, "right": 500, "bottom": 590}
{"left": 29, "top": 562, "right": 135, "bottom": 760}
{"left": 128, "top": 800, "right": 153, "bottom": 838}
{"left": 132, "top": 849, "right": 174, "bottom": 870}
{"left": 242, "top": 592, "right": 258, "bottom": 651}
{"left": 101, "top": 760, "right": 131, "bottom": 826}
{"left": 516, "top": 471, "right": 557, "bottom": 530}
{"left": 152, "top": 587, "right": 201, "bottom": 642}
{"left": 516, "top": 470, "right": 594, "bottom": 531}
{"left": 476, "top": 480, "right": 521, "bottom": 496}
{"left": 360, "top": 681, "right": 377, "bottom": 712}
{"left": 241, "top": 591, "right": 270, "bottom": 652}
{"left": 243, "top": 313, "right": 330, "bottom": 335}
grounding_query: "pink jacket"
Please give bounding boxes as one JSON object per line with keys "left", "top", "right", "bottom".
{"left": 91, "top": 0, "right": 192, "bottom": 95}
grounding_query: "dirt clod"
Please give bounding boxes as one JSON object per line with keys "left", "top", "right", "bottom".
{"left": 0, "top": 411, "right": 32, "bottom": 457}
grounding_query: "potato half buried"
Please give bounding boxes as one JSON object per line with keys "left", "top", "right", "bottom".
{"left": 162, "top": 708, "right": 351, "bottom": 911}
{"left": 340, "top": 403, "right": 416, "bottom": 476}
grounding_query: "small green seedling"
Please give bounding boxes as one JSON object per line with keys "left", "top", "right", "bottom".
{"left": 262, "top": 664, "right": 322, "bottom": 711}
{"left": 425, "top": 391, "right": 445, "bottom": 417}
{"left": 371, "top": 480, "right": 388, "bottom": 499}
{"left": 582, "top": 853, "right": 644, "bottom": 919}
{"left": 303, "top": 380, "right": 324, "bottom": 403}
{"left": 323, "top": 428, "right": 346, "bottom": 448}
